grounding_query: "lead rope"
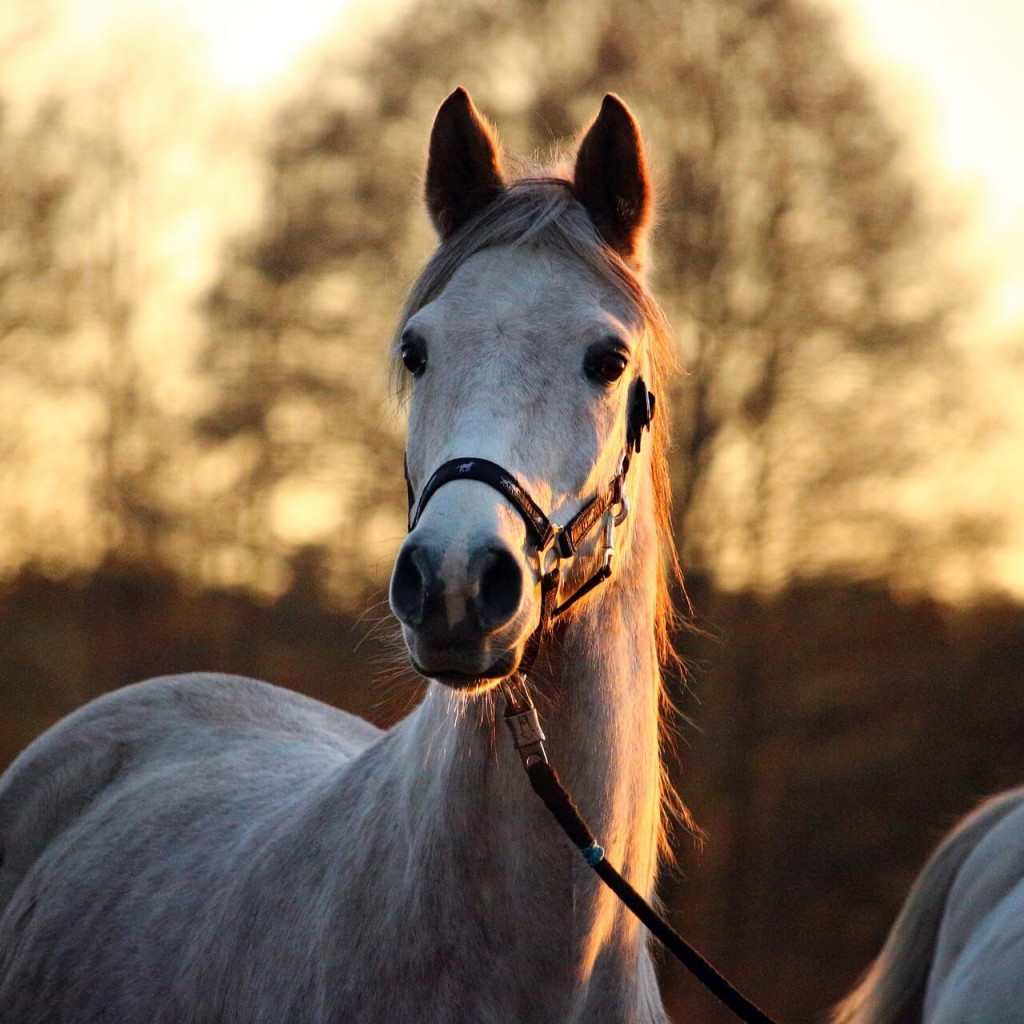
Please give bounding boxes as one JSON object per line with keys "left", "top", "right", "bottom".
{"left": 500, "top": 674, "right": 780, "bottom": 1024}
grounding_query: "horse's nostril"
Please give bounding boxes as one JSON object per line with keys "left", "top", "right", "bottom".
{"left": 390, "top": 543, "right": 426, "bottom": 627}
{"left": 476, "top": 548, "right": 523, "bottom": 630}
{"left": 392, "top": 540, "right": 522, "bottom": 637}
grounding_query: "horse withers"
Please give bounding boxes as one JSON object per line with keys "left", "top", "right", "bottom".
{"left": 0, "top": 90, "right": 680, "bottom": 1024}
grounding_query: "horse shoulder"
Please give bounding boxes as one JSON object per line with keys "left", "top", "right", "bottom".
{"left": 0, "top": 672, "right": 380, "bottom": 910}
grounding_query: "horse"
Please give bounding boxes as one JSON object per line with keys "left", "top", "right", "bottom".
{"left": 832, "top": 785, "right": 1024, "bottom": 1024}
{"left": 0, "top": 89, "right": 682, "bottom": 1023}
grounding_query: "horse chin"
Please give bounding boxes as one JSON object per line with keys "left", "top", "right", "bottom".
{"left": 408, "top": 645, "right": 523, "bottom": 693}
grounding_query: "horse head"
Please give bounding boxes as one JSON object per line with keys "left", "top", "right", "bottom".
{"left": 390, "top": 88, "right": 664, "bottom": 691}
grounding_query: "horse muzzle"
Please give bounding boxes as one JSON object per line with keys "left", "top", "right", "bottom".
{"left": 389, "top": 534, "right": 534, "bottom": 688}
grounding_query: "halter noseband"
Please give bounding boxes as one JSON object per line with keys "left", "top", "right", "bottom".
{"left": 404, "top": 378, "right": 655, "bottom": 634}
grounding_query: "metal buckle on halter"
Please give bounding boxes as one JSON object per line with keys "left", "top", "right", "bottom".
{"left": 540, "top": 528, "right": 563, "bottom": 576}
{"left": 500, "top": 677, "right": 550, "bottom": 767}
{"left": 505, "top": 705, "right": 549, "bottom": 767}
{"left": 612, "top": 492, "right": 630, "bottom": 528}
{"left": 601, "top": 492, "right": 629, "bottom": 573}
{"left": 601, "top": 514, "right": 616, "bottom": 573}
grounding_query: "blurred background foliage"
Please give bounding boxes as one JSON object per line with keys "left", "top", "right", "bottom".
{"left": 2, "top": 0, "right": 1023, "bottom": 1020}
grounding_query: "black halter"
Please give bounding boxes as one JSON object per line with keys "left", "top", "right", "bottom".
{"left": 404, "top": 378, "right": 656, "bottom": 635}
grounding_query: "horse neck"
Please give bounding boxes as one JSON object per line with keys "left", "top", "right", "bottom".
{"left": 393, "top": 462, "right": 664, "bottom": 954}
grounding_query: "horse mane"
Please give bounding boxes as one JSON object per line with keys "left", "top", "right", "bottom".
{"left": 391, "top": 177, "right": 693, "bottom": 848}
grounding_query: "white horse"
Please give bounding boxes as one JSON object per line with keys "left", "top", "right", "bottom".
{"left": 834, "top": 787, "right": 1024, "bottom": 1024}
{"left": 0, "top": 90, "right": 682, "bottom": 1023}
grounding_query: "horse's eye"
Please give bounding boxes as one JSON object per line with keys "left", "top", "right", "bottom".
{"left": 400, "top": 335, "right": 427, "bottom": 378}
{"left": 587, "top": 350, "right": 628, "bottom": 385}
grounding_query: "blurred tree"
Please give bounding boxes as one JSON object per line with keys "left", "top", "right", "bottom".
{"left": 0, "top": 0, "right": 83, "bottom": 380}
{"left": 0, "top": 86, "right": 90, "bottom": 569}
{"left": 0, "top": 96, "right": 76, "bottom": 352}
{"left": 0, "top": 24, "right": 208, "bottom": 576}
{"left": 70, "top": 70, "right": 172, "bottom": 562}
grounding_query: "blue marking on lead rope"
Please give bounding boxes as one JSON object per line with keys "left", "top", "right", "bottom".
{"left": 582, "top": 842, "right": 605, "bottom": 867}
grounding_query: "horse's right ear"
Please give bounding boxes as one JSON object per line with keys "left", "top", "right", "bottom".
{"left": 426, "top": 88, "right": 505, "bottom": 240}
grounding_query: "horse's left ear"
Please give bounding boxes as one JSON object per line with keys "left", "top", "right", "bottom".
{"left": 573, "top": 95, "right": 652, "bottom": 268}
{"left": 426, "top": 88, "right": 506, "bottom": 240}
